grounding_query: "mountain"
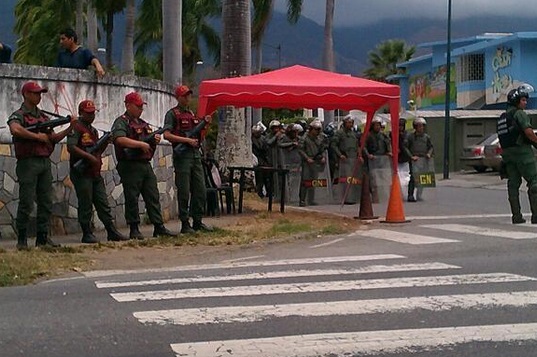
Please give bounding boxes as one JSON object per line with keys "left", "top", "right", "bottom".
{"left": 2, "top": 0, "right": 537, "bottom": 77}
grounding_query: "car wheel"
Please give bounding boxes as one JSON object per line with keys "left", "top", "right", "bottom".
{"left": 474, "top": 165, "right": 487, "bottom": 173}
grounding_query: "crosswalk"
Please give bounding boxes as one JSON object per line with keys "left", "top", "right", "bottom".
{"left": 93, "top": 254, "right": 537, "bottom": 356}
{"left": 348, "top": 221, "right": 537, "bottom": 245}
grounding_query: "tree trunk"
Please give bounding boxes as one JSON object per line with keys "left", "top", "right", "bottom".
{"left": 217, "top": 0, "right": 252, "bottom": 170}
{"left": 322, "top": 0, "right": 336, "bottom": 126}
{"left": 121, "top": 0, "right": 135, "bottom": 74}
{"left": 76, "top": 0, "right": 85, "bottom": 44}
{"left": 162, "top": 0, "right": 182, "bottom": 85}
{"left": 105, "top": 11, "right": 114, "bottom": 69}
{"left": 87, "top": 3, "right": 98, "bottom": 53}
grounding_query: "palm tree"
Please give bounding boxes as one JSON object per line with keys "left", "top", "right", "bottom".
{"left": 92, "top": 0, "right": 127, "bottom": 69}
{"left": 162, "top": 0, "right": 182, "bottom": 85}
{"left": 87, "top": 2, "right": 99, "bottom": 53}
{"left": 364, "top": 39, "right": 416, "bottom": 82}
{"left": 322, "top": 0, "right": 335, "bottom": 126}
{"left": 251, "top": 0, "right": 302, "bottom": 124}
{"left": 216, "top": 0, "right": 252, "bottom": 169}
{"left": 121, "top": 0, "right": 136, "bottom": 74}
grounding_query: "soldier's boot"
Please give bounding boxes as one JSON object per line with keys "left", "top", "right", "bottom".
{"left": 509, "top": 197, "right": 526, "bottom": 224}
{"left": 180, "top": 220, "right": 195, "bottom": 234}
{"left": 528, "top": 186, "right": 537, "bottom": 224}
{"left": 129, "top": 223, "right": 144, "bottom": 240}
{"left": 16, "top": 230, "right": 28, "bottom": 251}
{"left": 81, "top": 223, "right": 99, "bottom": 244}
{"left": 35, "top": 232, "right": 60, "bottom": 248}
{"left": 153, "top": 224, "right": 176, "bottom": 237}
{"left": 193, "top": 220, "right": 213, "bottom": 232}
{"left": 105, "top": 224, "right": 129, "bottom": 241}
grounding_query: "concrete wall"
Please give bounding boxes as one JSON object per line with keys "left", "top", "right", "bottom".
{"left": 0, "top": 64, "right": 178, "bottom": 240}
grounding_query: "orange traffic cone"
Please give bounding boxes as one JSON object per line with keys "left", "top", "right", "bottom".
{"left": 354, "top": 171, "right": 378, "bottom": 220}
{"left": 382, "top": 173, "right": 410, "bottom": 223}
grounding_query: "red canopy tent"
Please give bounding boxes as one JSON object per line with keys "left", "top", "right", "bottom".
{"left": 197, "top": 65, "right": 406, "bottom": 222}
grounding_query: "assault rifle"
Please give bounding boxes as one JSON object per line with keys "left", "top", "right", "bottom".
{"left": 172, "top": 119, "right": 208, "bottom": 156}
{"left": 123, "top": 126, "right": 170, "bottom": 160}
{"left": 72, "top": 131, "right": 112, "bottom": 173}
{"left": 26, "top": 109, "right": 71, "bottom": 132}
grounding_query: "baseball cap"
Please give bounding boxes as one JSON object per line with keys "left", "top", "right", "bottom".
{"left": 175, "top": 85, "right": 193, "bottom": 97}
{"left": 21, "top": 81, "right": 48, "bottom": 95}
{"left": 124, "top": 92, "right": 146, "bottom": 107}
{"left": 78, "top": 100, "right": 96, "bottom": 113}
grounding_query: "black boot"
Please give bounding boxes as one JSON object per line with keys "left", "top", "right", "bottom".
{"left": 35, "top": 232, "right": 60, "bottom": 248}
{"left": 153, "top": 224, "right": 176, "bottom": 237}
{"left": 81, "top": 223, "right": 99, "bottom": 244}
{"left": 129, "top": 223, "right": 144, "bottom": 240}
{"left": 105, "top": 223, "right": 129, "bottom": 241}
{"left": 193, "top": 220, "right": 213, "bottom": 232}
{"left": 16, "top": 230, "right": 28, "bottom": 250}
{"left": 180, "top": 220, "right": 195, "bottom": 234}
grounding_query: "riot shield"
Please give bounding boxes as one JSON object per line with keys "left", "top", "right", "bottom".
{"left": 336, "top": 155, "right": 362, "bottom": 204}
{"left": 279, "top": 147, "right": 302, "bottom": 205}
{"left": 299, "top": 151, "right": 333, "bottom": 206}
{"left": 411, "top": 157, "right": 436, "bottom": 201}
{"left": 368, "top": 155, "right": 392, "bottom": 203}
{"left": 397, "top": 162, "right": 411, "bottom": 199}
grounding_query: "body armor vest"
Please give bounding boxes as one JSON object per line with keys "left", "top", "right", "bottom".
{"left": 497, "top": 111, "right": 519, "bottom": 149}
{"left": 114, "top": 115, "right": 155, "bottom": 161}
{"left": 71, "top": 121, "right": 101, "bottom": 177}
{"left": 13, "top": 109, "right": 54, "bottom": 159}
{"left": 170, "top": 107, "right": 202, "bottom": 150}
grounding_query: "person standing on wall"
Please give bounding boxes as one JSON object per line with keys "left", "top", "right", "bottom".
{"left": 57, "top": 28, "right": 105, "bottom": 78}
{"left": 497, "top": 85, "right": 537, "bottom": 224}
{"left": 67, "top": 100, "right": 129, "bottom": 243}
{"left": 163, "top": 85, "right": 213, "bottom": 234}
{"left": 8, "top": 81, "right": 75, "bottom": 249}
{"left": 0, "top": 42, "right": 12, "bottom": 63}
{"left": 111, "top": 92, "right": 175, "bottom": 239}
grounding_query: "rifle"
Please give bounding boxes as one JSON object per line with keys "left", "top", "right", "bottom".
{"left": 123, "top": 126, "right": 170, "bottom": 159}
{"left": 172, "top": 119, "right": 208, "bottom": 156}
{"left": 72, "top": 131, "right": 112, "bottom": 173}
{"left": 26, "top": 109, "right": 71, "bottom": 132}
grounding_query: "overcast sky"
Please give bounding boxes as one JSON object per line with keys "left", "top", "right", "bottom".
{"left": 274, "top": 0, "right": 537, "bottom": 27}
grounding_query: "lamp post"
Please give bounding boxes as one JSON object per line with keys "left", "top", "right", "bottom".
{"left": 263, "top": 43, "right": 281, "bottom": 68}
{"left": 443, "top": 0, "right": 452, "bottom": 179}
{"left": 195, "top": 60, "right": 204, "bottom": 92}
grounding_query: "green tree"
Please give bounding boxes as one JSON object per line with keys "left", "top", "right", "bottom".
{"left": 13, "top": 0, "right": 76, "bottom": 65}
{"left": 364, "top": 39, "right": 416, "bottom": 82}
{"left": 92, "top": 0, "right": 127, "bottom": 69}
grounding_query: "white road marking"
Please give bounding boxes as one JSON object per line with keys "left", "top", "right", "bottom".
{"left": 170, "top": 323, "right": 537, "bottom": 357}
{"left": 352, "top": 229, "right": 459, "bottom": 244}
{"left": 220, "top": 255, "right": 266, "bottom": 263}
{"left": 408, "top": 213, "right": 512, "bottom": 220}
{"left": 135, "top": 291, "right": 537, "bottom": 326}
{"left": 110, "top": 273, "right": 534, "bottom": 302}
{"left": 422, "top": 223, "right": 537, "bottom": 240}
{"left": 96, "top": 263, "right": 459, "bottom": 288}
{"left": 309, "top": 238, "right": 345, "bottom": 248}
{"left": 84, "top": 254, "right": 405, "bottom": 278}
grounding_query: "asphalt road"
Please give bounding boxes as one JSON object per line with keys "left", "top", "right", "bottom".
{"left": 2, "top": 170, "right": 537, "bottom": 357}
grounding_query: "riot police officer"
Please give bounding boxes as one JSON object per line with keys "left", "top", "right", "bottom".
{"left": 298, "top": 120, "right": 327, "bottom": 207}
{"left": 498, "top": 85, "right": 537, "bottom": 224}
{"left": 404, "top": 117, "right": 434, "bottom": 202}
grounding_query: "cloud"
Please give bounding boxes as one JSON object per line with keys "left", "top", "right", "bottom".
{"left": 274, "top": 0, "right": 537, "bottom": 27}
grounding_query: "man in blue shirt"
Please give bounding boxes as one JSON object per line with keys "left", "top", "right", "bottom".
{"left": 0, "top": 42, "right": 12, "bottom": 63}
{"left": 56, "top": 28, "right": 105, "bottom": 77}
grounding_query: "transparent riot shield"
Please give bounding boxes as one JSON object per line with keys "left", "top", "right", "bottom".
{"left": 336, "top": 155, "right": 362, "bottom": 205}
{"left": 299, "top": 151, "right": 334, "bottom": 206}
{"left": 411, "top": 157, "right": 436, "bottom": 201}
{"left": 397, "top": 162, "right": 411, "bottom": 200}
{"left": 279, "top": 147, "right": 302, "bottom": 205}
{"left": 368, "top": 155, "right": 393, "bottom": 203}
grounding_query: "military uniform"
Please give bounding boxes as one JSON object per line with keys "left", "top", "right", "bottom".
{"left": 67, "top": 113, "right": 127, "bottom": 243}
{"left": 331, "top": 126, "right": 360, "bottom": 204}
{"left": 164, "top": 105, "right": 207, "bottom": 227}
{"left": 404, "top": 131, "right": 434, "bottom": 201}
{"left": 112, "top": 112, "right": 165, "bottom": 234}
{"left": 364, "top": 129, "right": 392, "bottom": 203}
{"left": 298, "top": 132, "right": 328, "bottom": 206}
{"left": 8, "top": 104, "right": 55, "bottom": 244}
{"left": 500, "top": 105, "right": 537, "bottom": 223}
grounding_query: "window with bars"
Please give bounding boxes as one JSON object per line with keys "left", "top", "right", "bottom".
{"left": 457, "top": 54, "right": 484, "bottom": 82}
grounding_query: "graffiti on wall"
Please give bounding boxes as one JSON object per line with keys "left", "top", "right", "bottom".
{"left": 488, "top": 47, "right": 513, "bottom": 103}
{"left": 409, "top": 64, "right": 456, "bottom": 108}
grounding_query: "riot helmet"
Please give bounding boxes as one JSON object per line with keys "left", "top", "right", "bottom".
{"left": 507, "top": 84, "right": 534, "bottom": 106}
{"left": 269, "top": 119, "right": 281, "bottom": 128}
{"left": 413, "top": 117, "right": 426, "bottom": 128}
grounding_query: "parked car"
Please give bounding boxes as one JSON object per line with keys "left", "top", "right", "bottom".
{"left": 460, "top": 133, "right": 497, "bottom": 172}
{"left": 483, "top": 130, "right": 537, "bottom": 171}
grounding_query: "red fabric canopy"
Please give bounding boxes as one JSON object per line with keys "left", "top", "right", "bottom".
{"left": 197, "top": 65, "right": 401, "bottom": 171}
